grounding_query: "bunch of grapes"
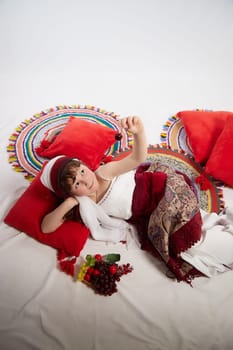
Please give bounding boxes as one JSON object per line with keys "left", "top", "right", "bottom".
{"left": 77, "top": 254, "right": 133, "bottom": 296}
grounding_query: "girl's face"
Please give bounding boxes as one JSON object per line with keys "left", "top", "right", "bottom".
{"left": 69, "top": 164, "right": 98, "bottom": 197}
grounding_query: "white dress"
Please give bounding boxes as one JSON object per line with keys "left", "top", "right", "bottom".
{"left": 98, "top": 170, "right": 136, "bottom": 220}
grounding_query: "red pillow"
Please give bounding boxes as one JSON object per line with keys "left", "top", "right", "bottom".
{"left": 36, "top": 116, "right": 119, "bottom": 170}
{"left": 4, "top": 168, "right": 90, "bottom": 257}
{"left": 178, "top": 110, "right": 232, "bottom": 164}
{"left": 204, "top": 115, "right": 233, "bottom": 187}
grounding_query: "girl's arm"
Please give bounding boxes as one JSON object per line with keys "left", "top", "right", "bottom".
{"left": 97, "top": 116, "right": 147, "bottom": 179}
{"left": 41, "top": 197, "right": 79, "bottom": 233}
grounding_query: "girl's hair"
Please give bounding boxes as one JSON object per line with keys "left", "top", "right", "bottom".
{"left": 60, "top": 159, "right": 82, "bottom": 196}
{"left": 59, "top": 159, "right": 83, "bottom": 222}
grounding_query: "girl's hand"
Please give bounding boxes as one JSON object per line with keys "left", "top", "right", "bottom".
{"left": 66, "top": 196, "right": 79, "bottom": 206}
{"left": 119, "top": 116, "right": 144, "bottom": 135}
{"left": 98, "top": 114, "right": 147, "bottom": 181}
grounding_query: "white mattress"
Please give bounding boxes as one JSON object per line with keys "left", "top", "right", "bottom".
{"left": 1, "top": 1, "right": 233, "bottom": 349}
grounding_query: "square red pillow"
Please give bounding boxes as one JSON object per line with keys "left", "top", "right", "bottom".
{"left": 4, "top": 167, "right": 90, "bottom": 257}
{"left": 36, "top": 116, "right": 119, "bottom": 170}
{"left": 178, "top": 110, "right": 232, "bottom": 164}
{"left": 204, "top": 115, "right": 233, "bottom": 187}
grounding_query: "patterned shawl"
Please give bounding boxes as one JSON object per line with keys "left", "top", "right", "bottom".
{"left": 130, "top": 162, "right": 203, "bottom": 283}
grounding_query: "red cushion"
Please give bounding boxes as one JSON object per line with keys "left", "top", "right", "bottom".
{"left": 205, "top": 115, "right": 233, "bottom": 187}
{"left": 4, "top": 167, "right": 90, "bottom": 256}
{"left": 178, "top": 110, "right": 232, "bottom": 164}
{"left": 36, "top": 116, "right": 118, "bottom": 170}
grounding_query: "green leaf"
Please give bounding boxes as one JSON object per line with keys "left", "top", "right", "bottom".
{"left": 86, "top": 254, "right": 92, "bottom": 262}
{"left": 103, "top": 254, "right": 120, "bottom": 264}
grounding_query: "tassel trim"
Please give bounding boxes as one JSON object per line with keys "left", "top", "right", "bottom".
{"left": 57, "top": 250, "right": 77, "bottom": 277}
{"left": 160, "top": 114, "right": 180, "bottom": 147}
{"left": 194, "top": 171, "right": 225, "bottom": 213}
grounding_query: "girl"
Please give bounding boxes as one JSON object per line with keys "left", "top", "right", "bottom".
{"left": 40, "top": 116, "right": 203, "bottom": 283}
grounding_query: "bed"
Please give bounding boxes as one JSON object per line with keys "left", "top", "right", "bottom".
{"left": 1, "top": 106, "right": 233, "bottom": 350}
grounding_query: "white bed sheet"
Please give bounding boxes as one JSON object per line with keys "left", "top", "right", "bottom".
{"left": 1, "top": 119, "right": 233, "bottom": 350}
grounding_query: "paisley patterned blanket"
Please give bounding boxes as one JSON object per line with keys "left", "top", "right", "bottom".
{"left": 130, "top": 162, "right": 203, "bottom": 283}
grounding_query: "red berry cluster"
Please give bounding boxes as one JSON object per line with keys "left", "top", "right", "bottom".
{"left": 80, "top": 254, "right": 133, "bottom": 296}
